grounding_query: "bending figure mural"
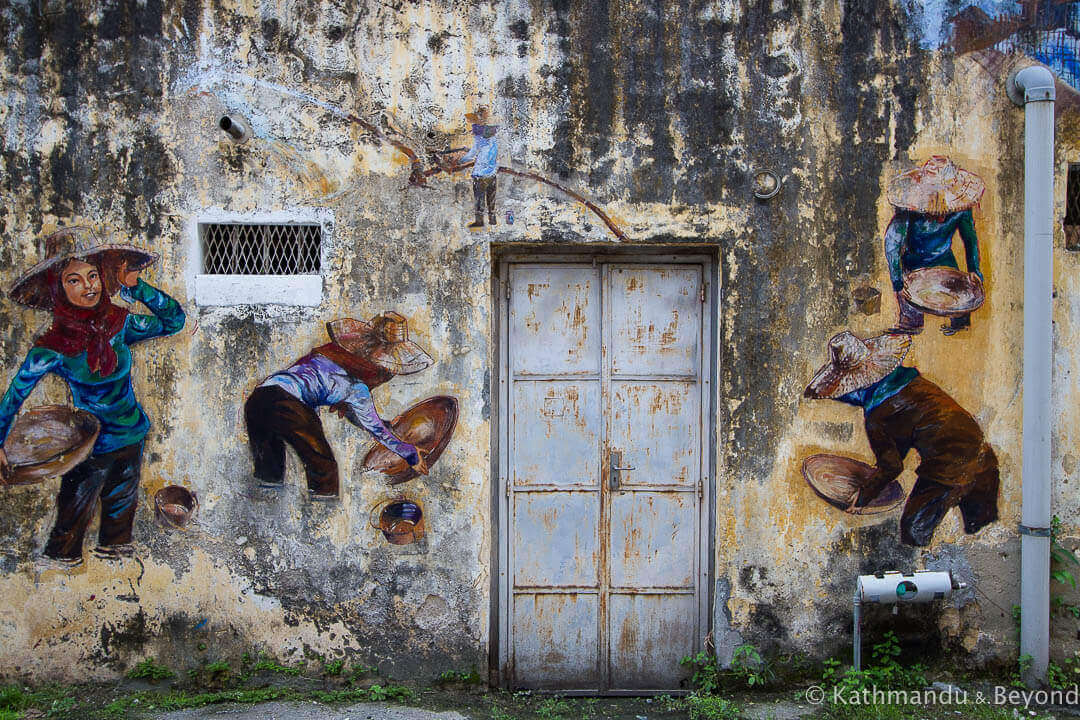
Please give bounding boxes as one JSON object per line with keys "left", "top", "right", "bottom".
{"left": 803, "top": 331, "right": 1000, "bottom": 547}
{"left": 0, "top": 226, "right": 186, "bottom": 567}
{"left": 244, "top": 313, "right": 432, "bottom": 500}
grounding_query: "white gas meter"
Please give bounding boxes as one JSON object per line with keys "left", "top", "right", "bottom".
{"left": 853, "top": 570, "right": 966, "bottom": 669}
{"left": 857, "top": 570, "right": 957, "bottom": 604}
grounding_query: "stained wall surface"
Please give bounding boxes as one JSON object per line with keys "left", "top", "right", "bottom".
{"left": 0, "top": 0, "right": 1076, "bottom": 682}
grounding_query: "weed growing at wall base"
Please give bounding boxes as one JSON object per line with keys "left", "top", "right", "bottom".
{"left": 681, "top": 642, "right": 774, "bottom": 692}
{"left": 684, "top": 693, "right": 740, "bottom": 720}
{"left": 818, "top": 631, "right": 927, "bottom": 699}
{"left": 0, "top": 682, "right": 416, "bottom": 719}
{"left": 125, "top": 657, "right": 175, "bottom": 681}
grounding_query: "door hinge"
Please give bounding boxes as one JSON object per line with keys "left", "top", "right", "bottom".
{"left": 700, "top": 285, "right": 706, "bottom": 303}
{"left": 698, "top": 478, "right": 705, "bottom": 499}
{"left": 505, "top": 478, "right": 511, "bottom": 498}
{"left": 506, "top": 282, "right": 511, "bottom": 300}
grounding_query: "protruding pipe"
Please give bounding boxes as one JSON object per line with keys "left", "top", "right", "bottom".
{"left": 219, "top": 115, "right": 250, "bottom": 143}
{"left": 853, "top": 579, "right": 863, "bottom": 672}
{"left": 1009, "top": 64, "right": 1055, "bottom": 688}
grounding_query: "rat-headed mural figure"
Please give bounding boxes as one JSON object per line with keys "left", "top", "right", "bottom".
{"left": 803, "top": 330, "right": 1000, "bottom": 546}
{"left": 0, "top": 227, "right": 186, "bottom": 567}
{"left": 243, "top": 313, "right": 431, "bottom": 500}
{"left": 884, "top": 156, "right": 986, "bottom": 336}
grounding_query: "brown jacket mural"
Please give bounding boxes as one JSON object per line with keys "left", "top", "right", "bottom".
{"left": 804, "top": 331, "right": 1000, "bottom": 546}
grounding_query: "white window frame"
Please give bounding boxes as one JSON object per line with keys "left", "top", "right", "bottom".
{"left": 186, "top": 209, "right": 333, "bottom": 307}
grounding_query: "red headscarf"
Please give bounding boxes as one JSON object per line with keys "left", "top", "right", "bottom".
{"left": 34, "top": 264, "right": 129, "bottom": 377}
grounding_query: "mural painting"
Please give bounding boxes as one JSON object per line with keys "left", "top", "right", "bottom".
{"left": 370, "top": 496, "right": 425, "bottom": 546}
{"left": 799, "top": 153, "right": 999, "bottom": 547}
{"left": 917, "top": 0, "right": 1080, "bottom": 104}
{"left": 458, "top": 106, "right": 500, "bottom": 229}
{"left": 884, "top": 156, "right": 987, "bottom": 336}
{"left": 802, "top": 331, "right": 1000, "bottom": 546}
{"left": 243, "top": 312, "right": 452, "bottom": 504}
{"left": 0, "top": 226, "right": 186, "bottom": 567}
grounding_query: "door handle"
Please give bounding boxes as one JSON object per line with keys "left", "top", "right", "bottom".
{"left": 609, "top": 450, "right": 636, "bottom": 491}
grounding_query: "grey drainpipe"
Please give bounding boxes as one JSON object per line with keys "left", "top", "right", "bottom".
{"left": 1008, "top": 64, "right": 1055, "bottom": 686}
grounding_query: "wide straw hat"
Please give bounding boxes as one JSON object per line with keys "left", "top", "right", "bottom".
{"left": 803, "top": 331, "right": 911, "bottom": 400}
{"left": 327, "top": 312, "right": 434, "bottom": 376}
{"left": 10, "top": 226, "right": 157, "bottom": 310}
{"left": 464, "top": 105, "right": 499, "bottom": 126}
{"left": 887, "top": 155, "right": 985, "bottom": 214}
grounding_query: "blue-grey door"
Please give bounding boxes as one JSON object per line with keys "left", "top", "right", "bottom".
{"left": 499, "top": 259, "right": 711, "bottom": 693}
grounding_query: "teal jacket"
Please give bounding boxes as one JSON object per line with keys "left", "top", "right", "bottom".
{"left": 883, "top": 209, "right": 982, "bottom": 292}
{"left": 0, "top": 280, "right": 185, "bottom": 455}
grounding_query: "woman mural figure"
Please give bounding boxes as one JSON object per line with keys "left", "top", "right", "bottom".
{"left": 884, "top": 155, "right": 986, "bottom": 336}
{"left": 0, "top": 227, "right": 185, "bottom": 567}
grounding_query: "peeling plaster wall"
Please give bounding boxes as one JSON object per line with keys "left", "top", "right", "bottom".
{"left": 0, "top": 0, "right": 1076, "bottom": 683}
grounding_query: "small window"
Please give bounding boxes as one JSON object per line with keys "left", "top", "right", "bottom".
{"left": 1065, "top": 163, "right": 1080, "bottom": 251}
{"left": 191, "top": 215, "right": 330, "bottom": 307}
{"left": 201, "top": 223, "right": 321, "bottom": 275}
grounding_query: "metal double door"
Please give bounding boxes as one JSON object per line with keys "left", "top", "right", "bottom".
{"left": 498, "top": 257, "right": 712, "bottom": 692}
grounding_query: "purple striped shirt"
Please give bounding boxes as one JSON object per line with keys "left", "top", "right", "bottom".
{"left": 261, "top": 353, "right": 419, "bottom": 466}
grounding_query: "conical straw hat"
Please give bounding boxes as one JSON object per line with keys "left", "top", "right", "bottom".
{"left": 327, "top": 312, "right": 434, "bottom": 376}
{"left": 887, "top": 155, "right": 985, "bottom": 214}
{"left": 9, "top": 226, "right": 157, "bottom": 310}
{"left": 803, "top": 331, "right": 911, "bottom": 400}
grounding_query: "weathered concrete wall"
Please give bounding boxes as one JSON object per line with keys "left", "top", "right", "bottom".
{"left": 0, "top": 0, "right": 1076, "bottom": 683}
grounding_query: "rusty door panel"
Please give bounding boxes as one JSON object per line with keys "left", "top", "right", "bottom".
{"left": 608, "top": 593, "right": 696, "bottom": 690}
{"left": 608, "top": 266, "right": 701, "bottom": 377}
{"left": 609, "top": 381, "right": 699, "bottom": 487}
{"left": 504, "top": 259, "right": 709, "bottom": 692}
{"left": 513, "top": 492, "right": 600, "bottom": 587}
{"left": 509, "top": 265, "right": 600, "bottom": 376}
{"left": 512, "top": 381, "right": 600, "bottom": 486}
{"left": 512, "top": 593, "right": 600, "bottom": 690}
{"left": 608, "top": 493, "right": 696, "bottom": 588}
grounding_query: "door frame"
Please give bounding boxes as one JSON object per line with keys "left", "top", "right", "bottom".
{"left": 490, "top": 247, "right": 719, "bottom": 693}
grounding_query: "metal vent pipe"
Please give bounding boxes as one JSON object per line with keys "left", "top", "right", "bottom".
{"left": 1008, "top": 64, "right": 1055, "bottom": 687}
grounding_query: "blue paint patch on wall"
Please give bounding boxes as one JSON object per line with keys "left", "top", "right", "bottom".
{"left": 907, "top": 0, "right": 1023, "bottom": 50}
{"left": 908, "top": 0, "right": 1080, "bottom": 93}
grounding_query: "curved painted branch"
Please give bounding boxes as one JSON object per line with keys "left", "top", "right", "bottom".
{"left": 343, "top": 114, "right": 627, "bottom": 241}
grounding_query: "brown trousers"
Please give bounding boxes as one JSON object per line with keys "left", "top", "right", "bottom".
{"left": 473, "top": 176, "right": 496, "bottom": 217}
{"left": 865, "top": 376, "right": 999, "bottom": 546}
{"left": 244, "top": 385, "right": 338, "bottom": 495}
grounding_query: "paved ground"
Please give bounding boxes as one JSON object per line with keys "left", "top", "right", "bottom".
{"left": 152, "top": 702, "right": 470, "bottom": 720}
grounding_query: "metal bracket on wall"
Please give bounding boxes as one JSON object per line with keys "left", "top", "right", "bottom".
{"left": 1018, "top": 524, "right": 1051, "bottom": 537}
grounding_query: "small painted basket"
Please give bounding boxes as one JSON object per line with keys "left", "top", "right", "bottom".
{"left": 154, "top": 485, "right": 199, "bottom": 529}
{"left": 369, "top": 497, "right": 425, "bottom": 545}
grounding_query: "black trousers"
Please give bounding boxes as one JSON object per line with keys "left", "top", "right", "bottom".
{"left": 44, "top": 441, "right": 143, "bottom": 561}
{"left": 473, "top": 176, "right": 496, "bottom": 217}
{"left": 244, "top": 385, "right": 339, "bottom": 495}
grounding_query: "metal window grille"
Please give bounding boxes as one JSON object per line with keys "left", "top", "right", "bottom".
{"left": 200, "top": 223, "right": 322, "bottom": 275}
{"left": 1065, "top": 163, "right": 1080, "bottom": 251}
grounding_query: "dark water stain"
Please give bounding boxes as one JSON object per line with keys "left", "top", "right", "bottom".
{"left": 97, "top": 609, "right": 150, "bottom": 669}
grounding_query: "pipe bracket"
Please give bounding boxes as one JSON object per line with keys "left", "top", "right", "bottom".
{"left": 1018, "top": 523, "right": 1051, "bottom": 537}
